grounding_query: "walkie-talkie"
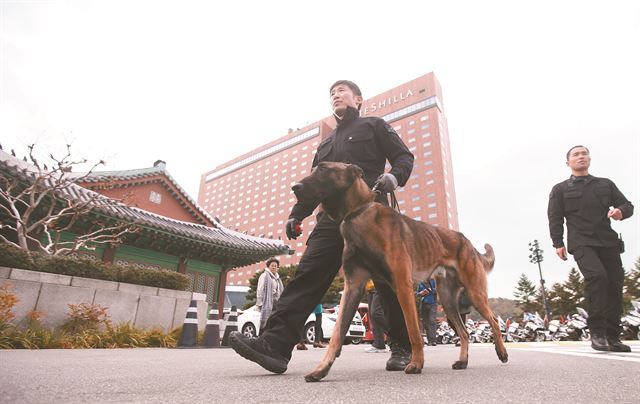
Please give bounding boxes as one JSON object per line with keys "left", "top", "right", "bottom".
{"left": 619, "top": 233, "right": 625, "bottom": 253}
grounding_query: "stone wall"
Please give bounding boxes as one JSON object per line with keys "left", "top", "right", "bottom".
{"left": 0, "top": 266, "right": 211, "bottom": 332}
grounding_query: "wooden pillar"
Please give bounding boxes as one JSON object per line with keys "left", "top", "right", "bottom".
{"left": 217, "top": 269, "right": 228, "bottom": 317}
{"left": 177, "top": 256, "right": 187, "bottom": 274}
{"left": 102, "top": 244, "right": 117, "bottom": 264}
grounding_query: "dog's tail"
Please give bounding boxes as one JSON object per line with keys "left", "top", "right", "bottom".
{"left": 480, "top": 243, "right": 495, "bottom": 273}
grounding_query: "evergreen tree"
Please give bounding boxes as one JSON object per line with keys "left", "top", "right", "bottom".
{"left": 513, "top": 273, "right": 541, "bottom": 313}
{"left": 623, "top": 257, "right": 640, "bottom": 311}
{"left": 244, "top": 264, "right": 344, "bottom": 308}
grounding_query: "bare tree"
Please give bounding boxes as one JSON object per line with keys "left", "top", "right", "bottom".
{"left": 0, "top": 144, "right": 136, "bottom": 255}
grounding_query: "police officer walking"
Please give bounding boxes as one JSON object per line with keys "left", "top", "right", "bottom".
{"left": 547, "top": 145, "right": 634, "bottom": 352}
{"left": 230, "top": 79, "right": 415, "bottom": 374}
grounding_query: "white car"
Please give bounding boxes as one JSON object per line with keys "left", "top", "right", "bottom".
{"left": 236, "top": 305, "right": 366, "bottom": 345}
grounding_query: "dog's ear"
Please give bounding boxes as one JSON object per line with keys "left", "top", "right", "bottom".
{"left": 348, "top": 164, "right": 364, "bottom": 179}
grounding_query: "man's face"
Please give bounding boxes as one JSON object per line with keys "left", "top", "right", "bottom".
{"left": 566, "top": 146, "right": 591, "bottom": 172}
{"left": 330, "top": 84, "right": 362, "bottom": 117}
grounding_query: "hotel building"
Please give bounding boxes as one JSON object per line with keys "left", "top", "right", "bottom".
{"left": 198, "top": 72, "right": 458, "bottom": 286}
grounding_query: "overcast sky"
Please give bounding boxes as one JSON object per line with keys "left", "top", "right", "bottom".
{"left": 2, "top": 0, "right": 639, "bottom": 298}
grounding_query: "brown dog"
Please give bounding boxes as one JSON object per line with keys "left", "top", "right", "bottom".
{"left": 291, "top": 162, "right": 508, "bottom": 382}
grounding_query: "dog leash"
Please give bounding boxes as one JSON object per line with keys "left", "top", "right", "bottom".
{"left": 372, "top": 182, "right": 401, "bottom": 213}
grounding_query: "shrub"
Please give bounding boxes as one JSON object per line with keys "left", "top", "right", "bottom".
{"left": 62, "top": 302, "right": 111, "bottom": 334}
{"left": 0, "top": 243, "right": 190, "bottom": 291}
{"left": 0, "top": 244, "right": 35, "bottom": 270}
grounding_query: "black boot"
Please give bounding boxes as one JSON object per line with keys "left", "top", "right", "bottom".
{"left": 590, "top": 334, "right": 609, "bottom": 352}
{"left": 607, "top": 336, "right": 631, "bottom": 352}
{"left": 386, "top": 342, "right": 411, "bottom": 371}
{"left": 229, "top": 331, "right": 289, "bottom": 374}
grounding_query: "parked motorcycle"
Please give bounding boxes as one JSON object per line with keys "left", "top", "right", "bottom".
{"left": 547, "top": 319, "right": 570, "bottom": 341}
{"left": 567, "top": 307, "right": 590, "bottom": 341}
{"left": 621, "top": 300, "right": 640, "bottom": 341}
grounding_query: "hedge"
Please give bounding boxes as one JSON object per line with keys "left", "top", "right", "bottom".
{"left": 0, "top": 243, "right": 190, "bottom": 291}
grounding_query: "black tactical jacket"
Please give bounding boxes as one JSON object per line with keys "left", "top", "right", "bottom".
{"left": 547, "top": 174, "right": 634, "bottom": 253}
{"left": 290, "top": 106, "right": 415, "bottom": 221}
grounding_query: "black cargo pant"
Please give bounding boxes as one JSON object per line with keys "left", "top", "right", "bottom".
{"left": 367, "top": 289, "right": 388, "bottom": 349}
{"left": 572, "top": 245, "right": 624, "bottom": 337}
{"left": 262, "top": 212, "right": 410, "bottom": 360}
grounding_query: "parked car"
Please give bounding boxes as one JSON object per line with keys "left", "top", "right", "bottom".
{"left": 237, "top": 305, "right": 366, "bottom": 345}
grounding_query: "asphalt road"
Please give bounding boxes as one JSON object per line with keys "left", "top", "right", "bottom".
{"left": 1, "top": 341, "right": 639, "bottom": 403}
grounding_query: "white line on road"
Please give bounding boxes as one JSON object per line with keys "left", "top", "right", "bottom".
{"left": 518, "top": 347, "right": 640, "bottom": 363}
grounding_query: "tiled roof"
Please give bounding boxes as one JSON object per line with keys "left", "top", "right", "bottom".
{"left": 71, "top": 161, "right": 216, "bottom": 226}
{"left": 0, "top": 151, "right": 291, "bottom": 261}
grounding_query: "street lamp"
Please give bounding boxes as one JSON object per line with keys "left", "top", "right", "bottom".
{"left": 529, "top": 239, "right": 551, "bottom": 321}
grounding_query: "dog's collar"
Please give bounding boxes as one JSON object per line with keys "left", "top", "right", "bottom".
{"left": 343, "top": 202, "right": 375, "bottom": 222}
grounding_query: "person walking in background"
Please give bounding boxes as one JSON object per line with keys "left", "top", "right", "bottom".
{"left": 296, "top": 303, "right": 326, "bottom": 350}
{"left": 547, "top": 145, "right": 634, "bottom": 352}
{"left": 364, "top": 279, "right": 388, "bottom": 353}
{"left": 312, "top": 303, "right": 326, "bottom": 348}
{"left": 416, "top": 278, "right": 438, "bottom": 346}
{"left": 256, "top": 257, "right": 284, "bottom": 332}
{"left": 230, "top": 79, "right": 415, "bottom": 374}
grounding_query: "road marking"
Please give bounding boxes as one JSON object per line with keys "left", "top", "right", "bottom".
{"left": 517, "top": 346, "right": 640, "bottom": 363}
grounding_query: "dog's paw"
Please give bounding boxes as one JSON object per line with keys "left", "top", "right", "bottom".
{"left": 404, "top": 363, "right": 422, "bottom": 374}
{"left": 304, "top": 372, "right": 323, "bottom": 382}
{"left": 497, "top": 350, "right": 509, "bottom": 363}
{"left": 452, "top": 360, "right": 468, "bottom": 370}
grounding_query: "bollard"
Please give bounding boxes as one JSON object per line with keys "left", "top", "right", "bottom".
{"left": 177, "top": 300, "right": 199, "bottom": 348}
{"left": 221, "top": 305, "right": 238, "bottom": 346}
{"left": 202, "top": 302, "right": 221, "bottom": 348}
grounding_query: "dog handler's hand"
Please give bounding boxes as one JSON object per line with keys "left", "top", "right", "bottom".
{"left": 376, "top": 173, "right": 398, "bottom": 193}
{"left": 556, "top": 247, "right": 567, "bottom": 261}
{"left": 286, "top": 218, "right": 302, "bottom": 240}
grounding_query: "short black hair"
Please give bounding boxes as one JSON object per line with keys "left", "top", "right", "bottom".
{"left": 266, "top": 257, "right": 280, "bottom": 267}
{"left": 566, "top": 145, "right": 589, "bottom": 161}
{"left": 330, "top": 80, "right": 363, "bottom": 110}
{"left": 330, "top": 80, "right": 362, "bottom": 96}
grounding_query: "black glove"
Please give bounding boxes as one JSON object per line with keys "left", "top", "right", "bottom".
{"left": 375, "top": 173, "right": 398, "bottom": 193}
{"left": 285, "top": 218, "right": 302, "bottom": 240}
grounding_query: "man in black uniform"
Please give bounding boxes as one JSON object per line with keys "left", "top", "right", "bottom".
{"left": 547, "top": 145, "right": 633, "bottom": 352}
{"left": 230, "top": 80, "right": 415, "bottom": 373}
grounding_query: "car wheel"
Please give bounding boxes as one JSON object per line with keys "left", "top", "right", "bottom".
{"left": 350, "top": 337, "right": 362, "bottom": 345}
{"left": 242, "top": 323, "right": 257, "bottom": 338}
{"left": 303, "top": 322, "right": 316, "bottom": 344}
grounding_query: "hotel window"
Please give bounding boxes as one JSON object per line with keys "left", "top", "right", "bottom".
{"left": 423, "top": 151, "right": 432, "bottom": 157}
{"left": 428, "top": 213, "right": 437, "bottom": 219}
{"left": 424, "top": 160, "right": 433, "bottom": 166}
{"left": 426, "top": 179, "right": 434, "bottom": 185}
{"left": 420, "top": 115, "right": 429, "bottom": 121}
{"left": 394, "top": 125, "right": 402, "bottom": 131}
{"left": 412, "top": 206, "right": 421, "bottom": 212}
{"left": 423, "top": 141, "right": 431, "bottom": 147}
{"left": 421, "top": 124, "right": 430, "bottom": 130}
{"left": 408, "top": 137, "right": 416, "bottom": 143}
{"left": 409, "top": 120, "right": 415, "bottom": 125}
{"left": 411, "top": 196, "right": 421, "bottom": 202}
{"left": 422, "top": 133, "right": 431, "bottom": 138}
{"left": 411, "top": 184, "right": 419, "bottom": 189}
{"left": 427, "top": 192, "right": 436, "bottom": 198}
{"left": 409, "top": 146, "right": 416, "bottom": 152}
{"left": 414, "top": 216, "right": 422, "bottom": 221}
{"left": 398, "top": 199, "right": 405, "bottom": 205}
{"left": 408, "top": 129, "right": 415, "bottom": 135}
{"left": 428, "top": 202, "right": 436, "bottom": 208}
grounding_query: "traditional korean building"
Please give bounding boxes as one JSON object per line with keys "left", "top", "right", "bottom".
{"left": 0, "top": 151, "right": 291, "bottom": 308}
